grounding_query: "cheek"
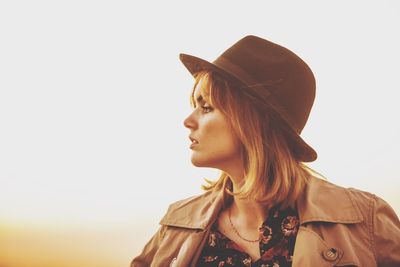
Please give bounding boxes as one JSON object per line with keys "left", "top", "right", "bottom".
{"left": 200, "top": 113, "right": 241, "bottom": 154}
{"left": 209, "top": 126, "right": 241, "bottom": 154}
{"left": 220, "top": 133, "right": 241, "bottom": 154}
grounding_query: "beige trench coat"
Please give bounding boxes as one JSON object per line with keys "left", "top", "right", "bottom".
{"left": 131, "top": 177, "right": 400, "bottom": 267}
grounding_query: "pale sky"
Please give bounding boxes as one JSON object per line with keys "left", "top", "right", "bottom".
{"left": 0, "top": 1, "right": 399, "bottom": 266}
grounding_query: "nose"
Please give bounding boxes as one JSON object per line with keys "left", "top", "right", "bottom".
{"left": 183, "top": 111, "right": 197, "bottom": 130}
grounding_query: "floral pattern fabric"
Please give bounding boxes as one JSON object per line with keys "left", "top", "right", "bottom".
{"left": 196, "top": 206, "right": 299, "bottom": 267}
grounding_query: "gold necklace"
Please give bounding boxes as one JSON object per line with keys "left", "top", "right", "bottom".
{"left": 228, "top": 208, "right": 261, "bottom": 243}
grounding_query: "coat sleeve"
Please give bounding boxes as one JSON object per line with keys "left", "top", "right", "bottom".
{"left": 130, "top": 226, "right": 165, "bottom": 267}
{"left": 372, "top": 195, "right": 400, "bottom": 267}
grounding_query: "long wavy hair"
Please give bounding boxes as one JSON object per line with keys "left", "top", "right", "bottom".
{"left": 190, "top": 71, "right": 317, "bottom": 209}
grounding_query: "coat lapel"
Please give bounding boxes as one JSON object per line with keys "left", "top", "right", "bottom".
{"left": 171, "top": 229, "right": 209, "bottom": 267}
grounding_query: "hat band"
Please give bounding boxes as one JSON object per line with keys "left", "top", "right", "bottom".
{"left": 214, "top": 56, "right": 272, "bottom": 101}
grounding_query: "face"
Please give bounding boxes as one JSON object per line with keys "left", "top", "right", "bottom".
{"left": 183, "top": 79, "right": 242, "bottom": 171}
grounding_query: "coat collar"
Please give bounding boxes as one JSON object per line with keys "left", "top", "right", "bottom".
{"left": 159, "top": 188, "right": 224, "bottom": 230}
{"left": 160, "top": 176, "right": 364, "bottom": 230}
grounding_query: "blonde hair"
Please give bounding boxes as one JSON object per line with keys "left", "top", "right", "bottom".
{"left": 190, "top": 71, "right": 317, "bottom": 209}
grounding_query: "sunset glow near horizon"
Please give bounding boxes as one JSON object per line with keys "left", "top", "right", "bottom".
{"left": 1, "top": 1, "right": 399, "bottom": 266}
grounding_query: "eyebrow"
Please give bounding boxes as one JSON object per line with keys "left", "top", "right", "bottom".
{"left": 196, "top": 95, "right": 204, "bottom": 103}
{"left": 192, "top": 94, "right": 205, "bottom": 107}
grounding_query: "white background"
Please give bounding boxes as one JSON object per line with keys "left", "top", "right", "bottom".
{"left": 0, "top": 1, "right": 399, "bottom": 266}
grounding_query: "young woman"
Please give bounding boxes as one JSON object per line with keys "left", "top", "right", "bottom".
{"left": 131, "top": 35, "right": 400, "bottom": 267}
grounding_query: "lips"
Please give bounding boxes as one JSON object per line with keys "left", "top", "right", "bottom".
{"left": 189, "top": 136, "right": 199, "bottom": 149}
{"left": 189, "top": 136, "right": 199, "bottom": 144}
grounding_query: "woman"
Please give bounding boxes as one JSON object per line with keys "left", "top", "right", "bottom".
{"left": 131, "top": 35, "right": 400, "bottom": 267}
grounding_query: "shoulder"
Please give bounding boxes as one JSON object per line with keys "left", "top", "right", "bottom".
{"left": 298, "top": 176, "right": 398, "bottom": 224}
{"left": 165, "top": 190, "right": 215, "bottom": 211}
{"left": 340, "top": 181, "right": 400, "bottom": 265}
{"left": 159, "top": 189, "right": 224, "bottom": 229}
{"left": 308, "top": 176, "right": 385, "bottom": 206}
{"left": 320, "top": 177, "right": 398, "bottom": 220}
{"left": 297, "top": 177, "right": 400, "bottom": 266}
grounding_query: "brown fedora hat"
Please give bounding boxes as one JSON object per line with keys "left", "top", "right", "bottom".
{"left": 179, "top": 35, "right": 317, "bottom": 162}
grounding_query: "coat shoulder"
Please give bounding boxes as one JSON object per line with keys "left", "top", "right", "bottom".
{"left": 166, "top": 190, "right": 214, "bottom": 211}
{"left": 345, "top": 186, "right": 377, "bottom": 212}
{"left": 344, "top": 183, "right": 400, "bottom": 265}
{"left": 299, "top": 177, "right": 377, "bottom": 224}
{"left": 159, "top": 189, "right": 222, "bottom": 229}
{"left": 344, "top": 184, "right": 398, "bottom": 220}
{"left": 313, "top": 176, "right": 376, "bottom": 201}
{"left": 312, "top": 177, "right": 398, "bottom": 223}
{"left": 314, "top": 177, "right": 381, "bottom": 206}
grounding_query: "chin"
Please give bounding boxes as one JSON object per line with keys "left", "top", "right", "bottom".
{"left": 190, "top": 155, "right": 213, "bottom": 168}
{"left": 190, "top": 158, "right": 207, "bottom": 167}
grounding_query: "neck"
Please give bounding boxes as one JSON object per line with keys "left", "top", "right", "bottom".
{"left": 226, "top": 171, "right": 269, "bottom": 228}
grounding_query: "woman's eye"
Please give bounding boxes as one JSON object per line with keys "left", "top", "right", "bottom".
{"left": 201, "top": 105, "right": 212, "bottom": 113}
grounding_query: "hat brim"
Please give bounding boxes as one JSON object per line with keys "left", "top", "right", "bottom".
{"left": 180, "top": 54, "right": 246, "bottom": 86}
{"left": 179, "top": 53, "right": 317, "bottom": 162}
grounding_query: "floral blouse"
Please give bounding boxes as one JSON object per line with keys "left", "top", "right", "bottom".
{"left": 196, "top": 206, "right": 299, "bottom": 267}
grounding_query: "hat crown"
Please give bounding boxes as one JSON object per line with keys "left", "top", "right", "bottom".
{"left": 214, "top": 35, "right": 316, "bottom": 134}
